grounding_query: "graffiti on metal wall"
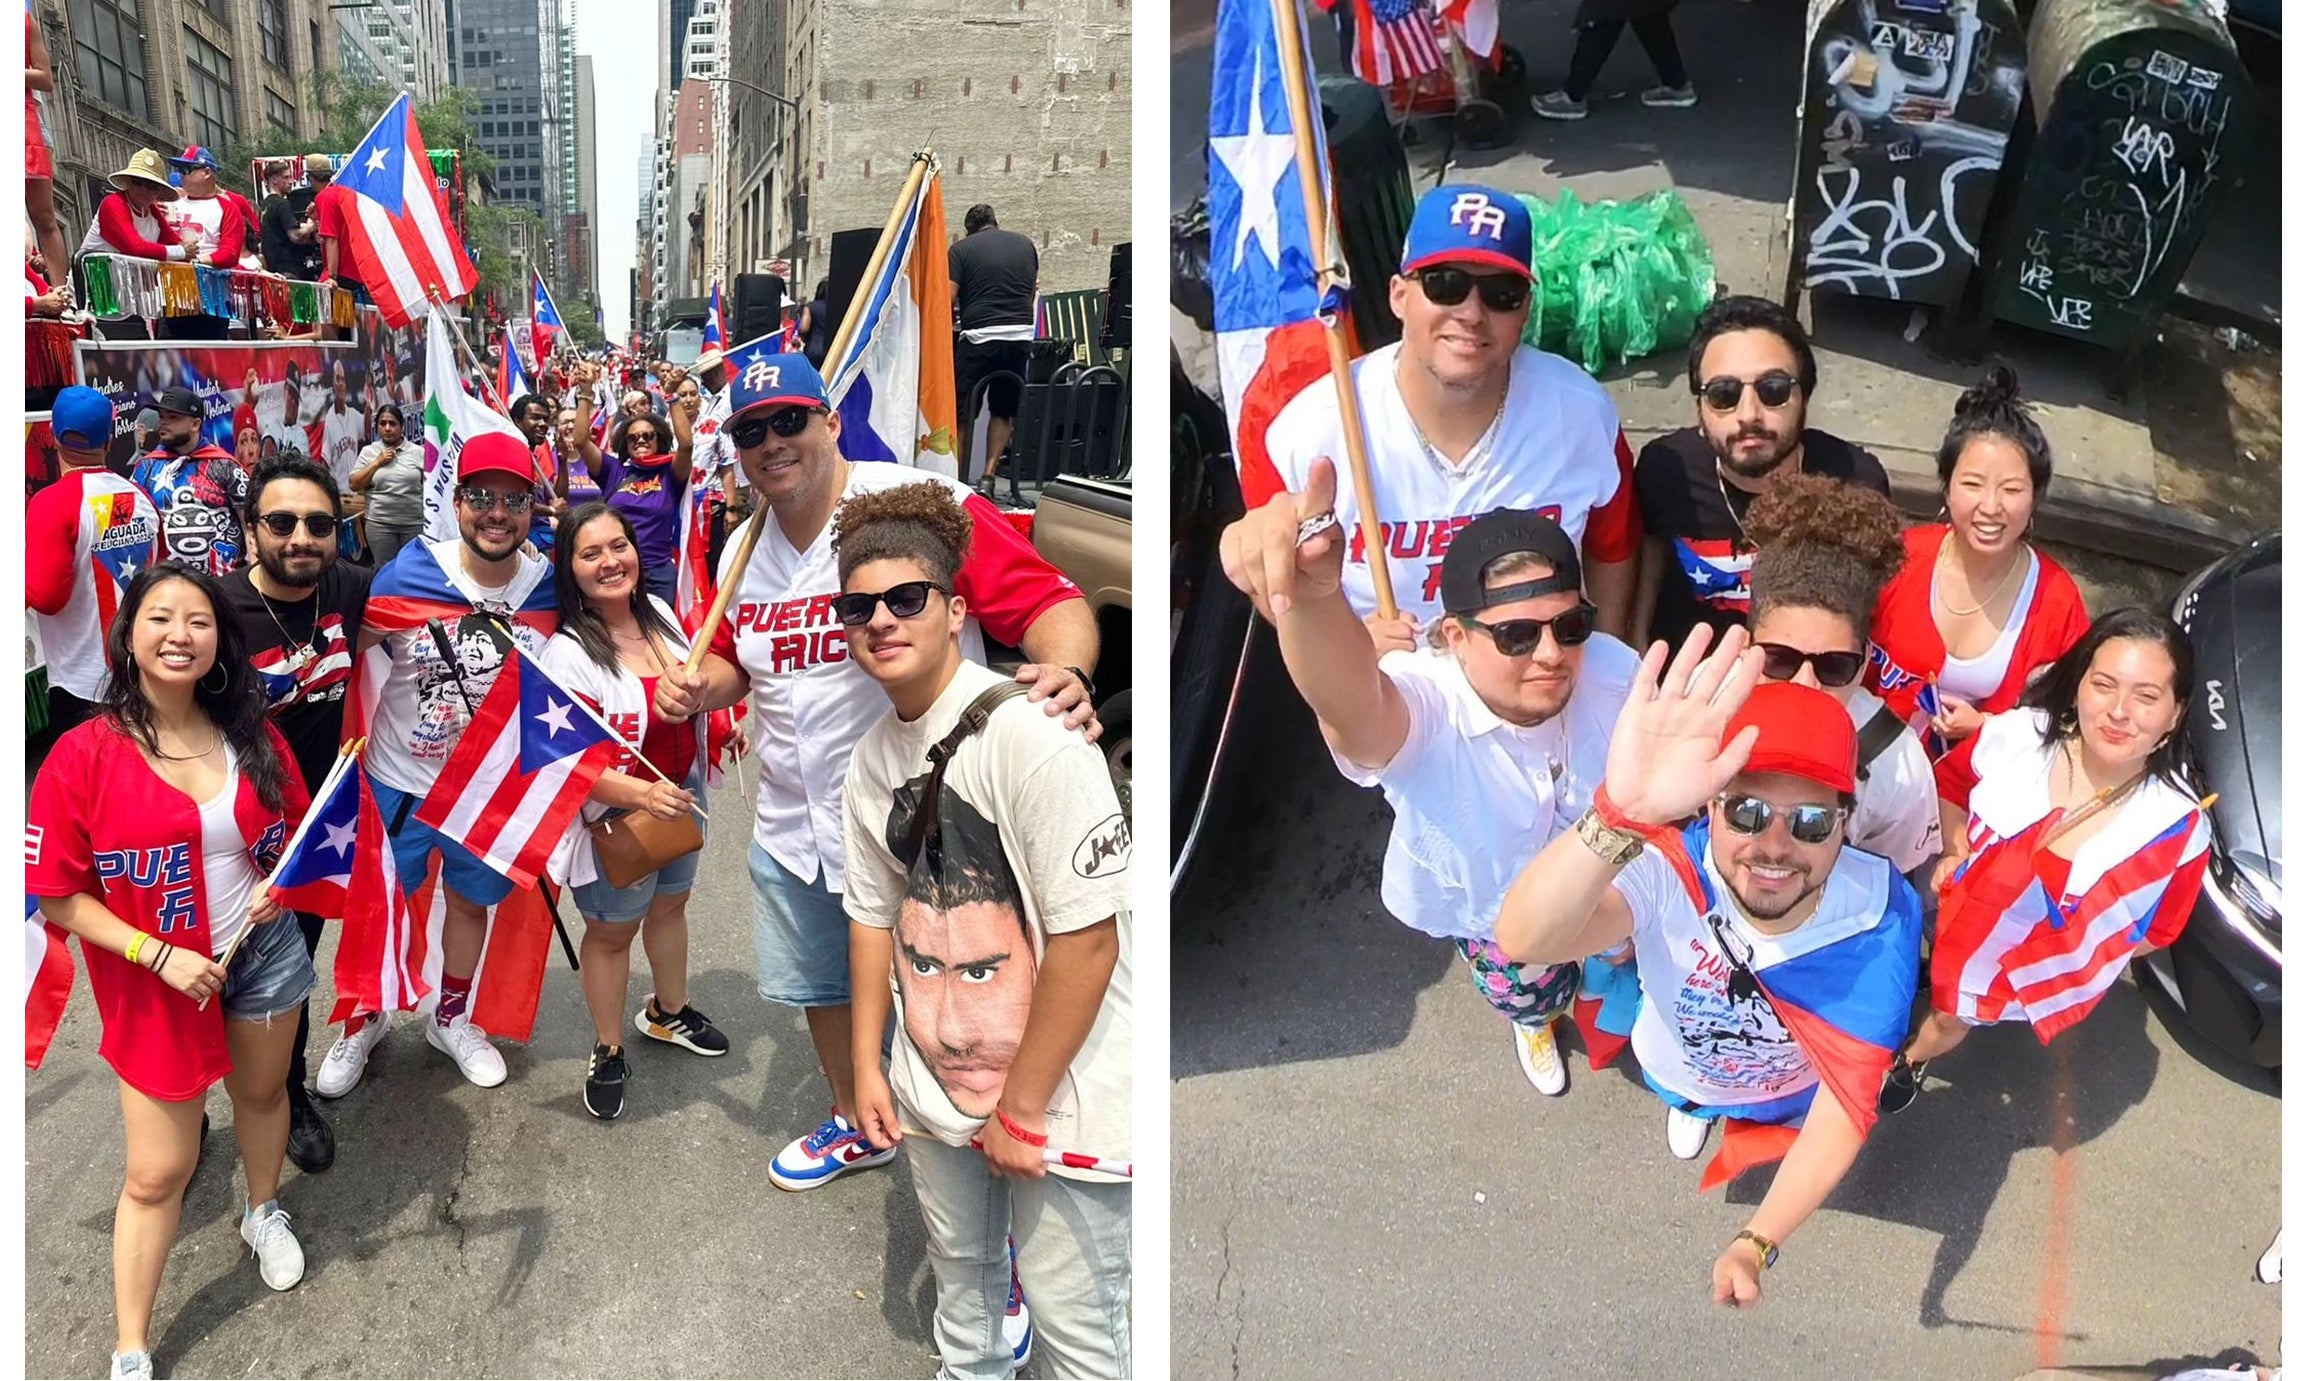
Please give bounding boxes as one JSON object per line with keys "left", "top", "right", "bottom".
{"left": 1801, "top": 0, "right": 2023, "bottom": 304}
{"left": 2011, "top": 50, "right": 2237, "bottom": 332}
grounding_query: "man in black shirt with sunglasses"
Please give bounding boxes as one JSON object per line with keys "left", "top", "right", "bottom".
{"left": 221, "top": 451, "right": 372, "bottom": 1175}
{"left": 1220, "top": 466, "right": 1636, "bottom": 1097}
{"left": 1630, "top": 296, "right": 1889, "bottom": 654}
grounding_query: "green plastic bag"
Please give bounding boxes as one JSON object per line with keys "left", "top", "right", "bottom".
{"left": 1518, "top": 188, "right": 1716, "bottom": 375}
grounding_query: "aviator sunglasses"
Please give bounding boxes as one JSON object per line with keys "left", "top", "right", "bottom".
{"left": 832, "top": 579, "right": 949, "bottom": 627}
{"left": 727, "top": 406, "right": 821, "bottom": 449}
{"left": 257, "top": 511, "right": 339, "bottom": 538}
{"left": 1697, "top": 371, "right": 1800, "bottom": 413}
{"left": 1457, "top": 602, "right": 1597, "bottom": 657}
{"left": 1754, "top": 642, "right": 1865, "bottom": 688}
{"left": 1715, "top": 792, "right": 1846, "bottom": 845}
{"left": 1411, "top": 266, "right": 1532, "bottom": 314}
{"left": 455, "top": 485, "right": 535, "bottom": 514}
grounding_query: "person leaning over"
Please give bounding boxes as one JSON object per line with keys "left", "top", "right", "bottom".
{"left": 30, "top": 564, "right": 318, "bottom": 1381}
{"left": 1494, "top": 630, "right": 1923, "bottom": 1308}
{"left": 838, "top": 482, "right": 1132, "bottom": 1379}
{"left": 542, "top": 502, "right": 726, "bottom": 1122}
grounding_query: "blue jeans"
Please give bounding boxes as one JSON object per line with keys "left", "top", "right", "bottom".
{"left": 373, "top": 778, "right": 517, "bottom": 907}
{"left": 908, "top": 1135, "right": 1132, "bottom": 1379}
{"left": 572, "top": 774, "right": 708, "bottom": 922}
{"left": 644, "top": 562, "right": 678, "bottom": 604}
{"left": 221, "top": 913, "right": 317, "bottom": 1023}
{"left": 748, "top": 841, "right": 851, "bottom": 1007}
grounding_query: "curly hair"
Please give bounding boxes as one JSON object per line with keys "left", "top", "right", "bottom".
{"left": 1744, "top": 474, "right": 1907, "bottom": 643}
{"left": 1936, "top": 364, "right": 2053, "bottom": 494}
{"left": 833, "top": 482, "right": 975, "bottom": 586}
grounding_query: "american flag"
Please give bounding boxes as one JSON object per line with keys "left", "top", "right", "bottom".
{"left": 24, "top": 897, "right": 72, "bottom": 1071}
{"left": 333, "top": 93, "right": 479, "bottom": 327}
{"left": 267, "top": 754, "right": 426, "bottom": 1019}
{"left": 1348, "top": 0, "right": 1446, "bottom": 85}
{"left": 413, "top": 646, "right": 621, "bottom": 891}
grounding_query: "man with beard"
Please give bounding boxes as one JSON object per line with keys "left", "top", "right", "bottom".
{"left": 220, "top": 452, "right": 371, "bottom": 1172}
{"left": 1247, "top": 184, "right": 1642, "bottom": 651}
{"left": 1221, "top": 459, "right": 1634, "bottom": 1095}
{"left": 318, "top": 433, "right": 558, "bottom": 1094}
{"left": 1495, "top": 631, "right": 1921, "bottom": 1307}
{"left": 132, "top": 387, "right": 249, "bottom": 577}
{"left": 1630, "top": 296, "right": 1889, "bottom": 654}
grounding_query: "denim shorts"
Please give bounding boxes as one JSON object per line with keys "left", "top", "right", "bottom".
{"left": 221, "top": 914, "right": 317, "bottom": 1023}
{"left": 750, "top": 841, "right": 852, "bottom": 1008}
{"left": 573, "top": 818, "right": 705, "bottom": 922}
{"left": 373, "top": 779, "right": 517, "bottom": 908}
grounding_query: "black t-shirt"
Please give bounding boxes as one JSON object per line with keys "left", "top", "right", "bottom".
{"left": 220, "top": 563, "right": 373, "bottom": 791}
{"left": 1633, "top": 426, "right": 1892, "bottom": 653}
{"left": 260, "top": 192, "right": 323, "bottom": 280}
{"left": 948, "top": 227, "right": 1039, "bottom": 332}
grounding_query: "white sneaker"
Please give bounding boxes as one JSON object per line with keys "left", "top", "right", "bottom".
{"left": 315, "top": 1015, "right": 390, "bottom": 1098}
{"left": 2260, "top": 1227, "right": 2283, "bottom": 1284}
{"left": 1512, "top": 1019, "right": 1569, "bottom": 1096}
{"left": 1667, "top": 1107, "right": 1712, "bottom": 1160}
{"left": 239, "top": 1201, "right": 305, "bottom": 1290}
{"left": 424, "top": 1016, "right": 508, "bottom": 1088}
{"left": 109, "top": 1350, "right": 154, "bottom": 1381}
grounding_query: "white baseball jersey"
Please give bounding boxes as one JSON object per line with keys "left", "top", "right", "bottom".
{"left": 1252, "top": 342, "right": 1640, "bottom": 627}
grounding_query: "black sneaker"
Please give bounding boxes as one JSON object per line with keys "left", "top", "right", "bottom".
{"left": 285, "top": 1086, "right": 336, "bottom": 1173}
{"left": 636, "top": 995, "right": 730, "bottom": 1057}
{"left": 585, "top": 1044, "right": 628, "bottom": 1120}
{"left": 1877, "top": 1055, "right": 1927, "bottom": 1115}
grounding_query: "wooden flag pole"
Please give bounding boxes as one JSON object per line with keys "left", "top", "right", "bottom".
{"left": 683, "top": 150, "right": 937, "bottom": 675}
{"left": 1266, "top": 0, "right": 1397, "bottom": 619}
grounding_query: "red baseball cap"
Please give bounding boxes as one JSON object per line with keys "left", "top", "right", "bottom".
{"left": 457, "top": 431, "right": 536, "bottom": 485}
{"left": 1724, "top": 682, "right": 1857, "bottom": 796}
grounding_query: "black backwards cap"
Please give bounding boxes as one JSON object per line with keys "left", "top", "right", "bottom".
{"left": 1439, "top": 509, "right": 1584, "bottom": 615}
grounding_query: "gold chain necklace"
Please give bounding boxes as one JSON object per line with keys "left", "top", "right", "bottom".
{"left": 1935, "top": 536, "right": 2026, "bottom": 618}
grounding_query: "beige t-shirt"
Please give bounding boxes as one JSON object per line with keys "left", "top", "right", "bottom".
{"left": 842, "top": 658, "right": 1132, "bottom": 1181}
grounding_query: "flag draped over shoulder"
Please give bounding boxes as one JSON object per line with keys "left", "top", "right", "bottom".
{"left": 1209, "top": 0, "right": 1348, "bottom": 500}
{"left": 334, "top": 93, "right": 479, "bottom": 328}
{"left": 824, "top": 167, "right": 957, "bottom": 473}
{"left": 419, "top": 310, "right": 528, "bottom": 543}
{"left": 25, "top": 898, "right": 73, "bottom": 1070}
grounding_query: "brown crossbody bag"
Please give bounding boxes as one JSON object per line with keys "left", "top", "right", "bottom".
{"left": 588, "top": 629, "right": 707, "bottom": 889}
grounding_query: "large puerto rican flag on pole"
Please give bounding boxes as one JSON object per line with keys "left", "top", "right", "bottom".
{"left": 25, "top": 896, "right": 73, "bottom": 1070}
{"left": 530, "top": 272, "right": 566, "bottom": 368}
{"left": 333, "top": 92, "right": 479, "bottom": 328}
{"left": 702, "top": 281, "right": 726, "bottom": 353}
{"left": 1211, "top": 0, "right": 1351, "bottom": 508}
{"left": 418, "top": 309, "right": 528, "bottom": 543}
{"left": 414, "top": 645, "right": 620, "bottom": 891}
{"left": 824, "top": 166, "right": 958, "bottom": 476}
{"left": 267, "top": 754, "right": 427, "bottom": 1021}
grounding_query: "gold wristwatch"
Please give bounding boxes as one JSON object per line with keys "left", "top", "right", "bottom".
{"left": 1575, "top": 807, "right": 1645, "bottom": 866}
{"left": 1734, "top": 1230, "right": 1779, "bottom": 1271}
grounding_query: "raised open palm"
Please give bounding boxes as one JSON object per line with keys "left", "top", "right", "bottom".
{"left": 1605, "top": 624, "right": 1766, "bottom": 828}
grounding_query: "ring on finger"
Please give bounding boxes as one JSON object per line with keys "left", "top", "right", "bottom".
{"left": 1295, "top": 511, "right": 1340, "bottom": 547}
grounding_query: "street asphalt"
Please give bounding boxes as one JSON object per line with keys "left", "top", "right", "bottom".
{"left": 1172, "top": 627, "right": 2280, "bottom": 1379}
{"left": 24, "top": 776, "right": 1013, "bottom": 1381}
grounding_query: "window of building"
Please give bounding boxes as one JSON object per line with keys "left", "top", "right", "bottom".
{"left": 185, "top": 28, "right": 236, "bottom": 150}
{"left": 259, "top": 0, "right": 291, "bottom": 68}
{"left": 68, "top": 0, "right": 148, "bottom": 117}
{"left": 267, "top": 89, "right": 296, "bottom": 133}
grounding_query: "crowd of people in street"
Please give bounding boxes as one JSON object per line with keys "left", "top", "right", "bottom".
{"left": 29, "top": 345, "right": 1133, "bottom": 1377}
{"left": 1220, "top": 183, "right": 2217, "bottom": 1308}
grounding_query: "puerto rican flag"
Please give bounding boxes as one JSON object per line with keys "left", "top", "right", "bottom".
{"left": 1209, "top": 0, "right": 1352, "bottom": 500}
{"left": 531, "top": 272, "right": 566, "bottom": 368}
{"left": 1675, "top": 536, "right": 1754, "bottom": 614}
{"left": 413, "top": 646, "right": 619, "bottom": 891}
{"left": 24, "top": 896, "right": 73, "bottom": 1071}
{"left": 267, "top": 754, "right": 426, "bottom": 1019}
{"left": 87, "top": 488, "right": 149, "bottom": 632}
{"left": 498, "top": 333, "right": 531, "bottom": 413}
{"left": 702, "top": 281, "right": 725, "bottom": 353}
{"left": 333, "top": 93, "right": 479, "bottom": 328}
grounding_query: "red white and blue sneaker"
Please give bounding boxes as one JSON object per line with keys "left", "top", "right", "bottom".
{"left": 1005, "top": 1236, "right": 1034, "bottom": 1367}
{"left": 767, "top": 1113, "right": 898, "bottom": 1191}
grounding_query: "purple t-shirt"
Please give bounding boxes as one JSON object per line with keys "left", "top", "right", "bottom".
{"left": 607, "top": 455, "right": 685, "bottom": 570}
{"left": 566, "top": 450, "right": 620, "bottom": 508}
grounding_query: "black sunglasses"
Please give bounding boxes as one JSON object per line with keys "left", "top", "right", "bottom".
{"left": 1697, "top": 371, "right": 1800, "bottom": 413}
{"left": 1755, "top": 642, "right": 1865, "bottom": 688}
{"left": 456, "top": 485, "right": 535, "bottom": 514}
{"left": 257, "top": 511, "right": 339, "bottom": 538}
{"left": 1716, "top": 792, "right": 1846, "bottom": 846}
{"left": 623, "top": 429, "right": 662, "bottom": 448}
{"left": 1411, "top": 266, "right": 1532, "bottom": 314}
{"left": 728, "top": 406, "right": 820, "bottom": 448}
{"left": 1457, "top": 602, "right": 1597, "bottom": 657}
{"left": 831, "top": 580, "right": 948, "bottom": 627}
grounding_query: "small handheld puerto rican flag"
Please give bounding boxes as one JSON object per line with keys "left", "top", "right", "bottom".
{"left": 530, "top": 272, "right": 566, "bottom": 366}
{"left": 703, "top": 281, "right": 726, "bottom": 352}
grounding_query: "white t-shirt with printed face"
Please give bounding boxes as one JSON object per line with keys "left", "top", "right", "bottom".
{"left": 1258, "top": 341, "right": 1640, "bottom": 628}
{"left": 1611, "top": 834, "right": 1903, "bottom": 1110}
{"left": 363, "top": 541, "right": 554, "bottom": 796}
{"left": 1335, "top": 633, "right": 1637, "bottom": 940}
{"left": 843, "top": 658, "right": 1131, "bottom": 1179}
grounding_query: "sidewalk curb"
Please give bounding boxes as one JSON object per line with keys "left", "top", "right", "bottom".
{"left": 1621, "top": 429, "right": 2256, "bottom": 575}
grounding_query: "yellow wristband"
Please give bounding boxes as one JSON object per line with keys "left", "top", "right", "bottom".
{"left": 127, "top": 933, "right": 148, "bottom": 967}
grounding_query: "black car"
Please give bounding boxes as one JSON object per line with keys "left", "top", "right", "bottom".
{"left": 2139, "top": 532, "right": 2281, "bottom": 1068}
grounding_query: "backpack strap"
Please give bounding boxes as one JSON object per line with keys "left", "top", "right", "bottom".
{"left": 1854, "top": 703, "right": 1905, "bottom": 786}
{"left": 904, "top": 681, "right": 1029, "bottom": 865}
